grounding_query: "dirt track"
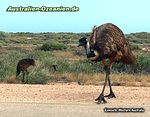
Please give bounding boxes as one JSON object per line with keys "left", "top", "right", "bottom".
{"left": 0, "top": 83, "right": 150, "bottom": 117}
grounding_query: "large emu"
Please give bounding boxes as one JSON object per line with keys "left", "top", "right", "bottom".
{"left": 78, "top": 23, "right": 136, "bottom": 103}
{"left": 16, "top": 58, "right": 35, "bottom": 84}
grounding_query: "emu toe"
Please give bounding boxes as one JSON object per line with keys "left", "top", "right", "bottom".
{"left": 95, "top": 94, "right": 107, "bottom": 104}
{"left": 104, "top": 92, "right": 116, "bottom": 99}
{"left": 24, "top": 81, "right": 29, "bottom": 84}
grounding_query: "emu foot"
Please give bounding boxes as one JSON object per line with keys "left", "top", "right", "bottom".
{"left": 22, "top": 80, "right": 25, "bottom": 84}
{"left": 24, "top": 80, "right": 29, "bottom": 84}
{"left": 95, "top": 94, "right": 107, "bottom": 104}
{"left": 104, "top": 92, "right": 116, "bottom": 99}
{"left": 22, "top": 80, "right": 28, "bottom": 84}
{"left": 24, "top": 81, "right": 29, "bottom": 84}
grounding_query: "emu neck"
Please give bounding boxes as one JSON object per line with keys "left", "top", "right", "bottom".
{"left": 83, "top": 42, "right": 100, "bottom": 60}
{"left": 84, "top": 42, "right": 91, "bottom": 56}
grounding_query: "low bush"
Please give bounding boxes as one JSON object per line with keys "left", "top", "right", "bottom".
{"left": 40, "top": 42, "right": 67, "bottom": 51}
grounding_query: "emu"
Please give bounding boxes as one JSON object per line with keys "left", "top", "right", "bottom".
{"left": 16, "top": 58, "right": 35, "bottom": 84}
{"left": 78, "top": 23, "right": 136, "bottom": 104}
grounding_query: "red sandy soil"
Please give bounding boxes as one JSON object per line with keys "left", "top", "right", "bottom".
{"left": 0, "top": 83, "right": 149, "bottom": 106}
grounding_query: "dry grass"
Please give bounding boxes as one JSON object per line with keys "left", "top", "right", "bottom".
{"left": 48, "top": 72, "right": 150, "bottom": 87}
{"left": 5, "top": 75, "right": 20, "bottom": 84}
{"left": 1, "top": 44, "right": 38, "bottom": 51}
{"left": 53, "top": 50, "right": 85, "bottom": 61}
{"left": 51, "top": 50, "right": 150, "bottom": 87}
{"left": 111, "top": 74, "right": 150, "bottom": 87}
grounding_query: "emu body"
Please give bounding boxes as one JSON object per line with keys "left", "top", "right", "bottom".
{"left": 78, "top": 23, "right": 136, "bottom": 104}
{"left": 16, "top": 58, "right": 35, "bottom": 84}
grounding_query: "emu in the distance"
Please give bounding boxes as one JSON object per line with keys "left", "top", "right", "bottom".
{"left": 16, "top": 58, "right": 35, "bottom": 84}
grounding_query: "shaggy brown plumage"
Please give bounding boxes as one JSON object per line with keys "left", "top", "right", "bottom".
{"left": 89, "top": 23, "right": 136, "bottom": 64}
{"left": 16, "top": 58, "right": 35, "bottom": 84}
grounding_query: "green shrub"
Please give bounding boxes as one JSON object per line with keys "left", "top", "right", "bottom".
{"left": 133, "top": 53, "right": 150, "bottom": 73}
{"left": 28, "top": 71, "right": 48, "bottom": 84}
{"left": 112, "top": 53, "right": 150, "bottom": 74}
{"left": 27, "top": 50, "right": 53, "bottom": 60}
{"left": 0, "top": 31, "right": 7, "bottom": 40}
{"left": 40, "top": 42, "right": 67, "bottom": 51}
{"left": 131, "top": 44, "right": 141, "bottom": 50}
{"left": 52, "top": 59, "right": 100, "bottom": 74}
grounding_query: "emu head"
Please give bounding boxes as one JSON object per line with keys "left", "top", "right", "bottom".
{"left": 78, "top": 37, "right": 96, "bottom": 58}
{"left": 30, "top": 59, "right": 36, "bottom": 66}
{"left": 78, "top": 37, "right": 87, "bottom": 48}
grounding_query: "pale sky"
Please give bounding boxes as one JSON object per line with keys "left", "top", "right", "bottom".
{"left": 0, "top": 0, "right": 150, "bottom": 33}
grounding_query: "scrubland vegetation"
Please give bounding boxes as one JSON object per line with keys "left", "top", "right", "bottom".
{"left": 0, "top": 31, "right": 149, "bottom": 86}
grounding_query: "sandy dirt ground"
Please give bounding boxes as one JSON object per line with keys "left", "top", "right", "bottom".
{"left": 0, "top": 83, "right": 150, "bottom": 117}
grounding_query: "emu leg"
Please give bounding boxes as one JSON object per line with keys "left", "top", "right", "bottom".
{"left": 95, "top": 72, "right": 108, "bottom": 104}
{"left": 25, "top": 71, "right": 29, "bottom": 84}
{"left": 22, "top": 72, "right": 25, "bottom": 83}
{"left": 52, "top": 65, "right": 57, "bottom": 73}
{"left": 104, "top": 67, "right": 116, "bottom": 99}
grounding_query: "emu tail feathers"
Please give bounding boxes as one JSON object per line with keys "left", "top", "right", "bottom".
{"left": 123, "top": 49, "right": 136, "bottom": 64}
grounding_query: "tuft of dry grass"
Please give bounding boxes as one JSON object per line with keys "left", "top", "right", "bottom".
{"left": 5, "top": 75, "right": 20, "bottom": 84}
